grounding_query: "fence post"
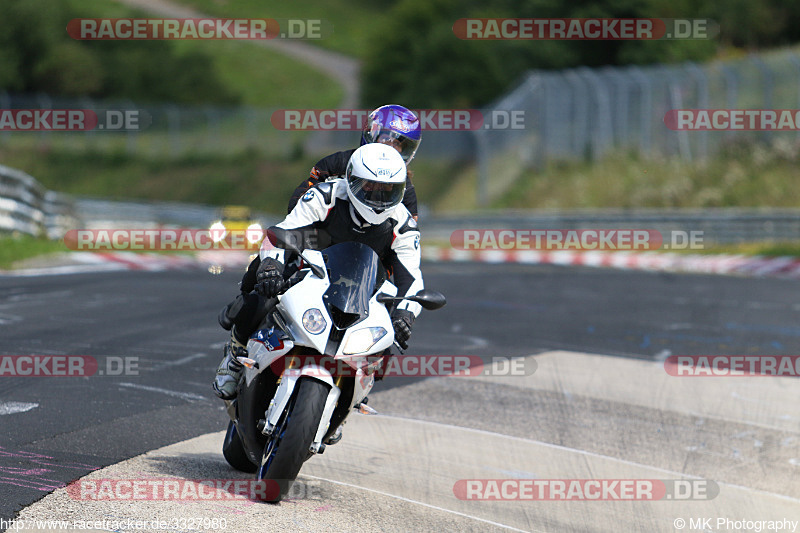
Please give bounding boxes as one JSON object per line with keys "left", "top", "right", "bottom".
{"left": 750, "top": 55, "right": 774, "bottom": 109}
{"left": 600, "top": 66, "right": 631, "bottom": 149}
{"left": 720, "top": 63, "right": 739, "bottom": 143}
{"left": 665, "top": 67, "right": 692, "bottom": 162}
{"left": 577, "top": 67, "right": 613, "bottom": 161}
{"left": 628, "top": 66, "right": 652, "bottom": 155}
{"left": 685, "top": 62, "right": 708, "bottom": 161}
{"left": 536, "top": 73, "right": 549, "bottom": 171}
{"left": 563, "top": 70, "right": 589, "bottom": 159}
{"left": 750, "top": 55, "right": 774, "bottom": 143}
{"left": 473, "top": 128, "right": 489, "bottom": 208}
{"left": 789, "top": 54, "right": 800, "bottom": 142}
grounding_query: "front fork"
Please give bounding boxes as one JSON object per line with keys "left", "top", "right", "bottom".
{"left": 261, "top": 363, "right": 341, "bottom": 455}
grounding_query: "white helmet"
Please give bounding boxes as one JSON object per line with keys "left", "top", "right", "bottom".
{"left": 346, "top": 143, "right": 407, "bottom": 224}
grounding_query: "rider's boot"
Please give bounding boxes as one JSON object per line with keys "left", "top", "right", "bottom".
{"left": 212, "top": 328, "right": 248, "bottom": 400}
{"left": 324, "top": 423, "right": 344, "bottom": 445}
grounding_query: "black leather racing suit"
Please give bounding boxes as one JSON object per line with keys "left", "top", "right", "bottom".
{"left": 222, "top": 178, "right": 423, "bottom": 342}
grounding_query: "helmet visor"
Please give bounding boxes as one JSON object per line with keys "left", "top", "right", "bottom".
{"left": 348, "top": 175, "right": 405, "bottom": 211}
{"left": 366, "top": 127, "right": 420, "bottom": 163}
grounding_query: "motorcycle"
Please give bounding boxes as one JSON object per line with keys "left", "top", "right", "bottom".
{"left": 220, "top": 230, "right": 446, "bottom": 502}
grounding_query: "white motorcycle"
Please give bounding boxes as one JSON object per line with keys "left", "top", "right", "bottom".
{"left": 220, "top": 231, "right": 446, "bottom": 501}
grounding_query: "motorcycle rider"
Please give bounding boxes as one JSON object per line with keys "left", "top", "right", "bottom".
{"left": 213, "top": 144, "right": 423, "bottom": 403}
{"left": 287, "top": 104, "right": 422, "bottom": 220}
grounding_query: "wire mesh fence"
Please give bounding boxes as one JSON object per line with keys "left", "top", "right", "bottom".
{"left": 484, "top": 49, "right": 800, "bottom": 169}
{"left": 472, "top": 48, "right": 800, "bottom": 205}
{"left": 3, "top": 48, "right": 800, "bottom": 207}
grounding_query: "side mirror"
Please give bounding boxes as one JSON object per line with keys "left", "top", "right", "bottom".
{"left": 377, "top": 289, "right": 447, "bottom": 311}
{"left": 267, "top": 227, "right": 300, "bottom": 253}
{"left": 412, "top": 289, "right": 447, "bottom": 310}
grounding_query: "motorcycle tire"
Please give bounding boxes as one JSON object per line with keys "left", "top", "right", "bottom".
{"left": 257, "top": 377, "right": 329, "bottom": 502}
{"left": 222, "top": 420, "right": 258, "bottom": 473}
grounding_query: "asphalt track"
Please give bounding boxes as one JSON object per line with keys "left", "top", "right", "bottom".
{"left": 2, "top": 262, "right": 800, "bottom": 531}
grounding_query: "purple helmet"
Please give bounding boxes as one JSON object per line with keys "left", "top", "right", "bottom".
{"left": 361, "top": 104, "right": 421, "bottom": 164}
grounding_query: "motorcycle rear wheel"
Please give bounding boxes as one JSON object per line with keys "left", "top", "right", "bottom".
{"left": 222, "top": 420, "right": 258, "bottom": 473}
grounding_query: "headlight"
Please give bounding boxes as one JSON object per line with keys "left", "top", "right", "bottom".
{"left": 246, "top": 223, "right": 263, "bottom": 244}
{"left": 343, "top": 327, "right": 387, "bottom": 355}
{"left": 209, "top": 221, "right": 226, "bottom": 243}
{"left": 302, "top": 308, "right": 327, "bottom": 335}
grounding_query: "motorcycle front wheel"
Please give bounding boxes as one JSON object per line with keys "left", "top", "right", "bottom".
{"left": 257, "top": 377, "right": 329, "bottom": 502}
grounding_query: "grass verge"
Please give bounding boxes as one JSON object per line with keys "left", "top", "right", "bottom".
{"left": 70, "top": 0, "right": 343, "bottom": 108}
{"left": 173, "top": 0, "right": 382, "bottom": 59}
{"left": 0, "top": 146, "right": 310, "bottom": 214}
{"left": 0, "top": 235, "right": 71, "bottom": 269}
{"left": 491, "top": 138, "right": 800, "bottom": 211}
{"left": 0, "top": 145, "right": 469, "bottom": 216}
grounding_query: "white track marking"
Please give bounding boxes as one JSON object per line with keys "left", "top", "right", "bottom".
{"left": 118, "top": 382, "right": 207, "bottom": 401}
{"left": 151, "top": 352, "right": 207, "bottom": 370}
{"left": 0, "top": 314, "right": 23, "bottom": 325}
{"left": 303, "top": 474, "right": 537, "bottom": 533}
{"left": 0, "top": 402, "right": 39, "bottom": 415}
{"left": 676, "top": 408, "right": 800, "bottom": 433}
{"left": 461, "top": 334, "right": 489, "bottom": 349}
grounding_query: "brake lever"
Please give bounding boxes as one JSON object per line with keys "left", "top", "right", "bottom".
{"left": 277, "top": 275, "right": 302, "bottom": 295}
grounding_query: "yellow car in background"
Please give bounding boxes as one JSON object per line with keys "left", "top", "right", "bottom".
{"left": 209, "top": 205, "right": 264, "bottom": 249}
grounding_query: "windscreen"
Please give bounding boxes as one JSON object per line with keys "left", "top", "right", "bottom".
{"left": 322, "top": 241, "right": 382, "bottom": 329}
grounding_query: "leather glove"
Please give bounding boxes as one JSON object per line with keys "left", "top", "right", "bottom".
{"left": 239, "top": 255, "right": 262, "bottom": 294}
{"left": 255, "top": 259, "right": 284, "bottom": 298}
{"left": 391, "top": 309, "right": 415, "bottom": 350}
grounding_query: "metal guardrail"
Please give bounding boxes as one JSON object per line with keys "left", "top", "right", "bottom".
{"left": 73, "top": 201, "right": 800, "bottom": 245}
{"left": 3, "top": 159, "right": 799, "bottom": 247}
{"left": 0, "top": 165, "right": 80, "bottom": 239}
{"left": 74, "top": 198, "right": 280, "bottom": 230}
{"left": 0, "top": 164, "right": 283, "bottom": 240}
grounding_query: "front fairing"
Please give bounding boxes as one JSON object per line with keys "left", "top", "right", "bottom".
{"left": 274, "top": 241, "right": 392, "bottom": 357}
